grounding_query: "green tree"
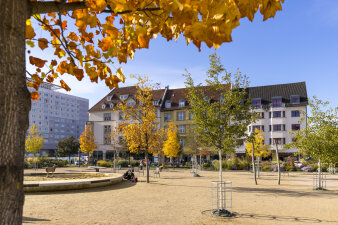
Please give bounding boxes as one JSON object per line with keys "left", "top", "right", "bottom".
{"left": 285, "top": 97, "right": 338, "bottom": 189}
{"left": 25, "top": 124, "right": 44, "bottom": 155}
{"left": 185, "top": 54, "right": 256, "bottom": 209}
{"left": 56, "top": 136, "right": 80, "bottom": 163}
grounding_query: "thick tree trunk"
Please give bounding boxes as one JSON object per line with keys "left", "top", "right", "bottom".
{"left": 0, "top": 1, "right": 30, "bottom": 224}
{"left": 251, "top": 142, "right": 257, "bottom": 185}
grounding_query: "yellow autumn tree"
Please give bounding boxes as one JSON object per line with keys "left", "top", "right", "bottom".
{"left": 116, "top": 75, "right": 165, "bottom": 183}
{"left": 163, "top": 122, "right": 181, "bottom": 158}
{"left": 246, "top": 128, "right": 271, "bottom": 184}
{"left": 25, "top": 124, "right": 44, "bottom": 155}
{"left": 79, "top": 125, "right": 98, "bottom": 156}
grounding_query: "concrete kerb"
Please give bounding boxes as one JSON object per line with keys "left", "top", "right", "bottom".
{"left": 24, "top": 172, "right": 123, "bottom": 192}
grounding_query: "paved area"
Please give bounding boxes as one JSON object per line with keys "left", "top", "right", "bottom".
{"left": 23, "top": 168, "right": 338, "bottom": 225}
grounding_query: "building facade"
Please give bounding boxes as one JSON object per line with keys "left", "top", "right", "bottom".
{"left": 88, "top": 82, "right": 307, "bottom": 160}
{"left": 28, "top": 82, "right": 89, "bottom": 156}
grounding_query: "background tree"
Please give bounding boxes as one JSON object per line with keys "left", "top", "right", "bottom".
{"left": 25, "top": 124, "right": 44, "bottom": 155}
{"left": 246, "top": 128, "right": 271, "bottom": 185}
{"left": 163, "top": 122, "right": 181, "bottom": 159}
{"left": 285, "top": 97, "right": 338, "bottom": 189}
{"left": 56, "top": 136, "right": 80, "bottom": 164}
{"left": 79, "top": 126, "right": 98, "bottom": 161}
{"left": 1, "top": 0, "right": 284, "bottom": 223}
{"left": 185, "top": 54, "right": 256, "bottom": 211}
{"left": 110, "top": 127, "right": 121, "bottom": 172}
{"left": 117, "top": 76, "right": 165, "bottom": 183}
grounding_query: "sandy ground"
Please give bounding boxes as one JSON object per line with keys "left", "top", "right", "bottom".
{"left": 23, "top": 168, "right": 338, "bottom": 225}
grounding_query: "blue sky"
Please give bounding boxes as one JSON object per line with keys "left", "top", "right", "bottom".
{"left": 40, "top": 0, "right": 338, "bottom": 108}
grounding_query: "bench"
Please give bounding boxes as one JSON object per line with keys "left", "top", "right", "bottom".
{"left": 88, "top": 166, "right": 106, "bottom": 172}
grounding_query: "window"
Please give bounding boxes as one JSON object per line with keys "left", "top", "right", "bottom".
{"left": 179, "top": 138, "right": 185, "bottom": 146}
{"left": 178, "top": 125, "right": 185, "bottom": 133}
{"left": 273, "top": 111, "right": 281, "bottom": 118}
{"left": 291, "top": 95, "right": 300, "bottom": 104}
{"left": 177, "top": 112, "right": 185, "bottom": 121}
{"left": 104, "top": 125, "right": 111, "bottom": 134}
{"left": 269, "top": 138, "right": 285, "bottom": 145}
{"left": 165, "top": 100, "right": 171, "bottom": 108}
{"left": 252, "top": 125, "right": 261, "bottom": 132}
{"left": 102, "top": 104, "right": 106, "bottom": 109}
{"left": 291, "top": 124, "right": 300, "bottom": 131}
{"left": 104, "top": 113, "right": 111, "bottom": 121}
{"left": 127, "top": 102, "right": 136, "bottom": 106}
{"left": 252, "top": 98, "right": 261, "bottom": 108}
{"left": 189, "top": 113, "right": 193, "bottom": 120}
{"left": 120, "top": 95, "right": 128, "bottom": 100}
{"left": 153, "top": 100, "right": 159, "bottom": 106}
{"left": 179, "top": 99, "right": 185, "bottom": 107}
{"left": 107, "top": 96, "right": 112, "bottom": 101}
{"left": 164, "top": 112, "right": 171, "bottom": 122}
{"left": 291, "top": 110, "right": 300, "bottom": 117}
{"left": 272, "top": 97, "right": 282, "bottom": 107}
{"left": 256, "top": 112, "right": 264, "bottom": 119}
{"left": 104, "top": 137, "right": 111, "bottom": 145}
{"left": 110, "top": 103, "right": 114, "bottom": 109}
{"left": 119, "top": 112, "right": 124, "bottom": 120}
{"left": 273, "top": 124, "right": 282, "bottom": 131}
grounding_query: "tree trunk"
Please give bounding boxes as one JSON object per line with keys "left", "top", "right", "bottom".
{"left": 0, "top": 1, "right": 30, "bottom": 224}
{"left": 318, "top": 158, "right": 322, "bottom": 190}
{"left": 218, "top": 150, "right": 223, "bottom": 210}
{"left": 145, "top": 151, "right": 149, "bottom": 183}
{"left": 251, "top": 142, "right": 257, "bottom": 185}
{"left": 275, "top": 142, "right": 281, "bottom": 185}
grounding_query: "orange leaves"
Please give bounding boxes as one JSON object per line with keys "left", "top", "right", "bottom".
{"left": 68, "top": 32, "right": 79, "bottom": 42}
{"left": 137, "top": 33, "right": 150, "bottom": 48}
{"left": 38, "top": 38, "right": 48, "bottom": 50}
{"left": 56, "top": 61, "right": 84, "bottom": 81}
{"left": 86, "top": 0, "right": 107, "bottom": 11}
{"left": 29, "top": 56, "right": 47, "bottom": 68}
{"left": 26, "top": 19, "right": 36, "bottom": 39}
{"left": 99, "top": 36, "right": 114, "bottom": 51}
{"left": 31, "top": 92, "right": 40, "bottom": 101}
{"left": 102, "top": 23, "right": 120, "bottom": 39}
{"left": 54, "top": 48, "right": 66, "bottom": 58}
{"left": 105, "top": 75, "right": 120, "bottom": 89}
{"left": 79, "top": 126, "right": 98, "bottom": 154}
{"left": 60, "top": 80, "right": 71, "bottom": 91}
{"left": 73, "top": 68, "right": 84, "bottom": 81}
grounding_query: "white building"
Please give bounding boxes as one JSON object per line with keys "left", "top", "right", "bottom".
{"left": 28, "top": 82, "right": 89, "bottom": 156}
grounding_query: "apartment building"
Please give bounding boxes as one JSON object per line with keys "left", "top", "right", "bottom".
{"left": 27, "top": 82, "right": 89, "bottom": 156}
{"left": 88, "top": 82, "right": 307, "bottom": 160}
{"left": 87, "top": 86, "right": 165, "bottom": 160}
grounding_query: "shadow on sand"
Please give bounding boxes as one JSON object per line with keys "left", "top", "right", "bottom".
{"left": 23, "top": 216, "right": 50, "bottom": 223}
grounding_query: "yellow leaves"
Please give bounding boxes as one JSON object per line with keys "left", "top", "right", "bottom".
{"left": 29, "top": 56, "right": 47, "bottom": 68}
{"left": 54, "top": 48, "right": 66, "bottom": 58}
{"left": 260, "top": 0, "right": 283, "bottom": 21}
{"left": 30, "top": 92, "right": 40, "bottom": 101}
{"left": 38, "top": 38, "right": 48, "bottom": 50}
{"left": 163, "top": 122, "right": 180, "bottom": 157}
{"left": 68, "top": 32, "right": 79, "bottom": 42}
{"left": 26, "top": 18, "right": 36, "bottom": 39}
{"left": 234, "top": 0, "right": 259, "bottom": 21}
{"left": 116, "top": 67, "right": 125, "bottom": 83}
{"left": 246, "top": 129, "right": 271, "bottom": 157}
{"left": 102, "top": 23, "right": 120, "bottom": 39}
{"left": 25, "top": 124, "right": 44, "bottom": 154}
{"left": 137, "top": 33, "right": 150, "bottom": 48}
{"left": 79, "top": 126, "right": 98, "bottom": 154}
{"left": 86, "top": 0, "right": 107, "bottom": 11}
{"left": 60, "top": 80, "right": 71, "bottom": 91}
{"left": 105, "top": 75, "right": 120, "bottom": 89}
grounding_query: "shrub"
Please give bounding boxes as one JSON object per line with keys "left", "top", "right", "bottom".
{"left": 212, "top": 160, "right": 219, "bottom": 169}
{"left": 97, "top": 160, "right": 112, "bottom": 167}
{"left": 117, "top": 159, "right": 129, "bottom": 167}
{"left": 185, "top": 162, "right": 191, "bottom": 167}
{"left": 286, "top": 166, "right": 297, "bottom": 171}
{"left": 262, "top": 165, "right": 271, "bottom": 171}
{"left": 230, "top": 164, "right": 238, "bottom": 170}
{"left": 202, "top": 162, "right": 211, "bottom": 168}
{"left": 24, "top": 160, "right": 32, "bottom": 169}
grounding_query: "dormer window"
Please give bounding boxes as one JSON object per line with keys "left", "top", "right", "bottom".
{"left": 252, "top": 98, "right": 261, "bottom": 108}
{"left": 127, "top": 102, "right": 135, "bottom": 106}
{"left": 179, "top": 99, "right": 185, "bottom": 107}
{"left": 272, "top": 97, "right": 282, "bottom": 107}
{"left": 109, "top": 103, "right": 114, "bottom": 109}
{"left": 101, "top": 104, "right": 106, "bottom": 109}
{"left": 153, "top": 100, "right": 159, "bottom": 106}
{"left": 165, "top": 100, "right": 171, "bottom": 108}
{"left": 120, "top": 95, "right": 128, "bottom": 100}
{"left": 291, "top": 95, "right": 300, "bottom": 104}
{"left": 107, "top": 96, "right": 112, "bottom": 101}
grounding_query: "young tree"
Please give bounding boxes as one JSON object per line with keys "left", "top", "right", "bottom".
{"left": 117, "top": 76, "right": 165, "bottom": 183}
{"left": 1, "top": 1, "right": 284, "bottom": 223}
{"left": 163, "top": 122, "right": 181, "bottom": 158}
{"left": 185, "top": 54, "right": 256, "bottom": 211}
{"left": 285, "top": 97, "right": 338, "bottom": 189}
{"left": 246, "top": 128, "right": 271, "bottom": 185}
{"left": 79, "top": 126, "right": 98, "bottom": 159}
{"left": 56, "top": 136, "right": 80, "bottom": 163}
{"left": 110, "top": 127, "right": 121, "bottom": 172}
{"left": 25, "top": 124, "right": 44, "bottom": 155}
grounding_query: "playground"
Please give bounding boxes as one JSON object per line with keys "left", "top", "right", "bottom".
{"left": 23, "top": 168, "right": 338, "bottom": 225}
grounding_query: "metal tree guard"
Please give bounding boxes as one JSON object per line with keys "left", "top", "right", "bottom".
{"left": 211, "top": 181, "right": 233, "bottom": 217}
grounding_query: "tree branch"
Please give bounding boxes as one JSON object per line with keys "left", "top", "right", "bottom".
{"left": 29, "top": 1, "right": 87, "bottom": 16}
